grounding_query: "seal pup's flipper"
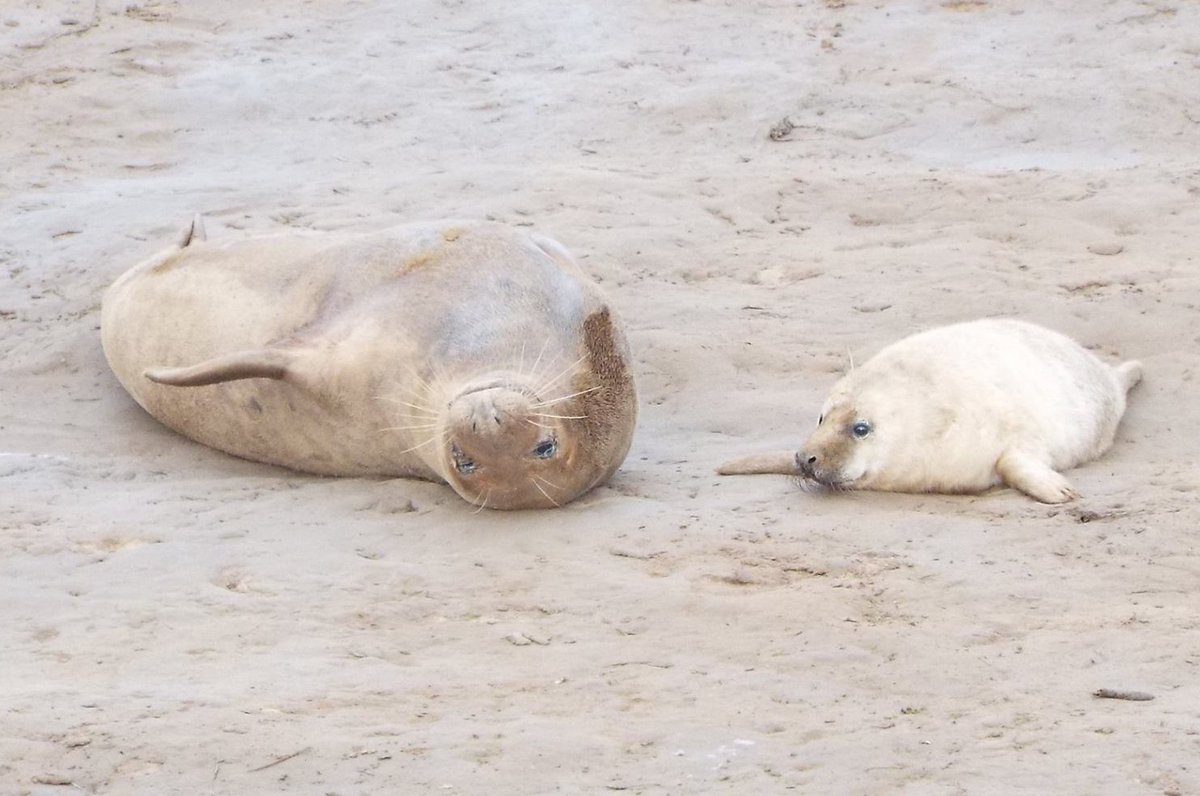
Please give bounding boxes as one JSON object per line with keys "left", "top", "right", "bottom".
{"left": 145, "top": 347, "right": 300, "bottom": 387}
{"left": 716, "top": 451, "right": 798, "bottom": 476}
{"left": 995, "top": 450, "right": 1079, "bottom": 504}
{"left": 1116, "top": 360, "right": 1143, "bottom": 393}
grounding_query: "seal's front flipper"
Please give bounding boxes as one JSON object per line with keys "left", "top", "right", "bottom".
{"left": 996, "top": 450, "right": 1079, "bottom": 503}
{"left": 716, "top": 451, "right": 798, "bottom": 476}
{"left": 145, "top": 347, "right": 299, "bottom": 387}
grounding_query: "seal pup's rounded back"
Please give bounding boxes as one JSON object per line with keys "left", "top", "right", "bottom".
{"left": 718, "top": 319, "right": 1141, "bottom": 503}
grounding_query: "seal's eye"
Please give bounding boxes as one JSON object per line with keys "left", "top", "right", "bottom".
{"left": 451, "top": 444, "right": 477, "bottom": 474}
{"left": 533, "top": 439, "right": 558, "bottom": 459}
{"left": 851, "top": 421, "right": 872, "bottom": 439}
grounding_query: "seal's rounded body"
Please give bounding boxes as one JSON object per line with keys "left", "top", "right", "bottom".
{"left": 719, "top": 319, "right": 1141, "bottom": 503}
{"left": 102, "top": 219, "right": 637, "bottom": 509}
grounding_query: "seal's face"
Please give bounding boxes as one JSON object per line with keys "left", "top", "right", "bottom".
{"left": 437, "top": 382, "right": 588, "bottom": 510}
{"left": 796, "top": 403, "right": 878, "bottom": 490}
{"left": 797, "top": 377, "right": 962, "bottom": 493}
{"left": 385, "top": 307, "right": 635, "bottom": 510}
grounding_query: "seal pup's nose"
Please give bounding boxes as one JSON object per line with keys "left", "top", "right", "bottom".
{"left": 796, "top": 451, "right": 818, "bottom": 478}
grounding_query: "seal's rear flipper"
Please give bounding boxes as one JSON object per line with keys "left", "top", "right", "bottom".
{"left": 144, "top": 347, "right": 298, "bottom": 387}
{"left": 176, "top": 214, "right": 207, "bottom": 249}
{"left": 1116, "top": 360, "right": 1143, "bottom": 393}
{"left": 716, "top": 451, "right": 798, "bottom": 476}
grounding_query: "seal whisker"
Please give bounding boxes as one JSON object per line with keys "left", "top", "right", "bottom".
{"left": 376, "top": 393, "right": 438, "bottom": 411}
{"left": 530, "top": 477, "right": 560, "bottom": 507}
{"left": 396, "top": 434, "right": 442, "bottom": 456}
{"left": 525, "top": 336, "right": 552, "bottom": 383}
{"left": 472, "top": 488, "right": 492, "bottom": 514}
{"left": 380, "top": 422, "right": 441, "bottom": 432}
{"left": 531, "top": 385, "right": 602, "bottom": 408}
{"left": 523, "top": 418, "right": 554, "bottom": 430}
{"left": 534, "top": 473, "right": 562, "bottom": 492}
{"left": 396, "top": 363, "right": 447, "bottom": 410}
{"left": 534, "top": 353, "right": 587, "bottom": 398}
{"left": 377, "top": 374, "right": 443, "bottom": 429}
{"left": 531, "top": 412, "right": 587, "bottom": 420}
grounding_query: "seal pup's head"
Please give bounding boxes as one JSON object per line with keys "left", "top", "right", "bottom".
{"left": 795, "top": 402, "right": 878, "bottom": 492}
{"left": 795, "top": 372, "right": 944, "bottom": 494}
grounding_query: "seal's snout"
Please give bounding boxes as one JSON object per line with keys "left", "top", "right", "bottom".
{"left": 796, "top": 451, "right": 818, "bottom": 479}
{"left": 462, "top": 387, "right": 528, "bottom": 439}
{"left": 470, "top": 403, "right": 507, "bottom": 432}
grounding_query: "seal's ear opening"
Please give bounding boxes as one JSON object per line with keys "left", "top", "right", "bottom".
{"left": 144, "top": 347, "right": 300, "bottom": 388}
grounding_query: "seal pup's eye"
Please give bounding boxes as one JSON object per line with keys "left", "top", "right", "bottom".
{"left": 533, "top": 439, "right": 558, "bottom": 459}
{"left": 451, "top": 443, "right": 478, "bottom": 474}
{"left": 851, "top": 421, "right": 872, "bottom": 439}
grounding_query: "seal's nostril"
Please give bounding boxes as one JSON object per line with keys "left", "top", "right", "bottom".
{"left": 807, "top": 455, "right": 817, "bottom": 465}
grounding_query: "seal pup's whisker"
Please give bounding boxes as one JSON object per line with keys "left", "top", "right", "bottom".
{"left": 532, "top": 412, "right": 587, "bottom": 421}
{"left": 523, "top": 418, "right": 554, "bottom": 431}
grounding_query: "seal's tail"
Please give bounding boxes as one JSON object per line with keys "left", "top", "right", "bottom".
{"left": 1115, "top": 360, "right": 1143, "bottom": 393}
{"left": 716, "top": 451, "right": 798, "bottom": 476}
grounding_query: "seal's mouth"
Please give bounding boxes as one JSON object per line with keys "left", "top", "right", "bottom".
{"left": 794, "top": 475, "right": 853, "bottom": 494}
{"left": 795, "top": 452, "right": 856, "bottom": 493}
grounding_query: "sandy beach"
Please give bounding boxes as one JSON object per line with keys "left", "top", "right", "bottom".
{"left": 2, "top": 0, "right": 1199, "bottom": 792}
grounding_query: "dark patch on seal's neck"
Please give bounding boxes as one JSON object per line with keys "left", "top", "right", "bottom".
{"left": 583, "top": 307, "right": 626, "bottom": 381}
{"left": 573, "top": 306, "right": 636, "bottom": 475}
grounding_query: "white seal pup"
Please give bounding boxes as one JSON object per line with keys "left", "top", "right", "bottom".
{"left": 102, "top": 217, "right": 637, "bottom": 510}
{"left": 718, "top": 319, "right": 1142, "bottom": 503}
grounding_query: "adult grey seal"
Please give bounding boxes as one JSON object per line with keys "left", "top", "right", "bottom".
{"left": 101, "top": 218, "right": 637, "bottom": 510}
{"left": 718, "top": 319, "right": 1141, "bottom": 503}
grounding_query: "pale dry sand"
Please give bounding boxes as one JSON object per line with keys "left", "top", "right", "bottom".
{"left": 3, "top": 1, "right": 1199, "bottom": 793}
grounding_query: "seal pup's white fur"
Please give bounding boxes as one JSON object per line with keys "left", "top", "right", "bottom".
{"left": 718, "top": 319, "right": 1142, "bottom": 503}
